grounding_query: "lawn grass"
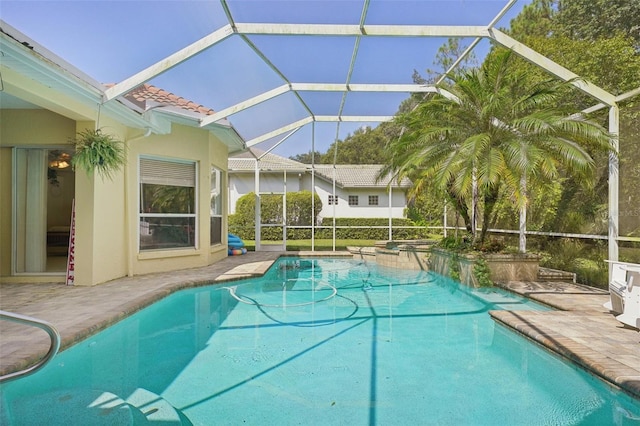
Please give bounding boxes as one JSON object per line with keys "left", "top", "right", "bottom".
{"left": 242, "top": 239, "right": 376, "bottom": 251}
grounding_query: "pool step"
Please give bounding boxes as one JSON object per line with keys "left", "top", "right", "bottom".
{"left": 83, "top": 388, "right": 187, "bottom": 425}
{"left": 125, "top": 388, "right": 185, "bottom": 425}
{"left": 537, "top": 267, "right": 576, "bottom": 283}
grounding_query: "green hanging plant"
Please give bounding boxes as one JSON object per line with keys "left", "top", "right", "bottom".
{"left": 70, "top": 128, "right": 126, "bottom": 180}
{"left": 473, "top": 257, "right": 494, "bottom": 288}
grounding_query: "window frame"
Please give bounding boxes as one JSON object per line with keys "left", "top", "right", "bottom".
{"left": 138, "top": 156, "right": 198, "bottom": 252}
{"left": 368, "top": 195, "right": 379, "bottom": 206}
{"left": 210, "top": 165, "right": 223, "bottom": 246}
{"left": 328, "top": 195, "right": 338, "bottom": 205}
{"left": 348, "top": 195, "right": 359, "bottom": 206}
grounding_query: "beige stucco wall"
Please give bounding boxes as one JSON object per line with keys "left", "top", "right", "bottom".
{"left": 128, "top": 124, "right": 229, "bottom": 277}
{"left": 0, "top": 109, "right": 76, "bottom": 282}
{"left": 0, "top": 109, "right": 77, "bottom": 144}
{"left": 0, "top": 147, "right": 13, "bottom": 277}
{"left": 1, "top": 109, "right": 231, "bottom": 285}
{"left": 73, "top": 120, "right": 129, "bottom": 286}
{"left": 208, "top": 133, "right": 230, "bottom": 265}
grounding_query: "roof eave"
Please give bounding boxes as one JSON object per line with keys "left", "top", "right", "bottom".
{"left": 0, "top": 21, "right": 156, "bottom": 130}
{"left": 151, "top": 106, "right": 247, "bottom": 153}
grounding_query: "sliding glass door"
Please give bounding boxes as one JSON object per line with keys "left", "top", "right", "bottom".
{"left": 13, "top": 148, "right": 75, "bottom": 274}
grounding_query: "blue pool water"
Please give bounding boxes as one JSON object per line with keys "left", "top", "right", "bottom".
{"left": 1, "top": 257, "right": 639, "bottom": 425}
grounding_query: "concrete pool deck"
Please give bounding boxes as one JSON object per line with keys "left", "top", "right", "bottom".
{"left": 1, "top": 251, "right": 639, "bottom": 400}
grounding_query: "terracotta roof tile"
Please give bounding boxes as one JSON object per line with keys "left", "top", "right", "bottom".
{"left": 124, "top": 83, "right": 215, "bottom": 115}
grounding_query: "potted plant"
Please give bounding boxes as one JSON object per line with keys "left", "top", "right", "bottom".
{"left": 70, "top": 128, "right": 126, "bottom": 180}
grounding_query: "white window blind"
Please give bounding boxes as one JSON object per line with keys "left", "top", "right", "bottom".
{"left": 140, "top": 158, "right": 195, "bottom": 187}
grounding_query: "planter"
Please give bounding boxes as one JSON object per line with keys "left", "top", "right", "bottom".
{"left": 430, "top": 248, "right": 540, "bottom": 287}
{"left": 349, "top": 241, "right": 437, "bottom": 271}
{"left": 482, "top": 252, "right": 540, "bottom": 283}
{"left": 71, "top": 129, "right": 125, "bottom": 180}
{"left": 373, "top": 241, "right": 436, "bottom": 271}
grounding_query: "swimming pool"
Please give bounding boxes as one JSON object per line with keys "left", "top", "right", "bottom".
{"left": 1, "top": 257, "right": 639, "bottom": 425}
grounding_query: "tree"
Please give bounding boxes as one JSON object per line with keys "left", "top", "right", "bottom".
{"left": 322, "top": 126, "right": 389, "bottom": 164}
{"left": 507, "top": 0, "right": 555, "bottom": 41}
{"left": 382, "top": 49, "right": 614, "bottom": 250}
{"left": 423, "top": 38, "right": 478, "bottom": 84}
{"left": 508, "top": 0, "right": 640, "bottom": 49}
{"left": 289, "top": 150, "right": 324, "bottom": 164}
{"left": 506, "top": 0, "right": 640, "bottom": 241}
{"left": 556, "top": 0, "right": 640, "bottom": 49}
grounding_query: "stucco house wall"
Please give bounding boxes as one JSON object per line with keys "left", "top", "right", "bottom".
{"left": 229, "top": 171, "right": 304, "bottom": 214}
{"left": 0, "top": 109, "right": 78, "bottom": 282}
{"left": 128, "top": 124, "right": 230, "bottom": 276}
{"left": 0, "top": 23, "right": 245, "bottom": 286}
{"left": 304, "top": 174, "right": 407, "bottom": 220}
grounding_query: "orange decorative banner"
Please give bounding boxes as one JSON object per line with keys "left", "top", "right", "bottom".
{"left": 66, "top": 199, "right": 76, "bottom": 286}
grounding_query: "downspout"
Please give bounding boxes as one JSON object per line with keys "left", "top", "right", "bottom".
{"left": 124, "top": 127, "right": 152, "bottom": 277}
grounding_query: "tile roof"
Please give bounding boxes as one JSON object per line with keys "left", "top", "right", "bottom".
{"left": 122, "top": 84, "right": 215, "bottom": 115}
{"left": 312, "top": 165, "right": 412, "bottom": 188}
{"left": 229, "top": 148, "right": 307, "bottom": 171}
{"left": 229, "top": 149, "right": 411, "bottom": 188}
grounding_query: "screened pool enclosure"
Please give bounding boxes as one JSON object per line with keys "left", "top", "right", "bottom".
{"left": 4, "top": 0, "right": 638, "bottom": 263}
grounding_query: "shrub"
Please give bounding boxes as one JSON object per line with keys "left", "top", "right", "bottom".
{"left": 229, "top": 191, "right": 322, "bottom": 240}
{"left": 315, "top": 218, "right": 432, "bottom": 240}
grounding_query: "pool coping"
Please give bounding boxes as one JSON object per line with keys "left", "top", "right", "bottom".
{"left": 1, "top": 251, "right": 639, "bottom": 402}
{"left": 492, "top": 280, "right": 640, "bottom": 400}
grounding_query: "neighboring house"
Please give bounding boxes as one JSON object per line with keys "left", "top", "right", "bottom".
{"left": 311, "top": 164, "right": 411, "bottom": 220}
{"left": 228, "top": 149, "right": 309, "bottom": 214}
{"left": 228, "top": 149, "right": 411, "bottom": 221}
{"left": 0, "top": 22, "right": 245, "bottom": 285}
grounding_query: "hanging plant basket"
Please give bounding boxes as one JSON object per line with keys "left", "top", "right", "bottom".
{"left": 70, "top": 129, "right": 126, "bottom": 180}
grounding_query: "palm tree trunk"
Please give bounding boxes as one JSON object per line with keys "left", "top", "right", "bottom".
{"left": 471, "top": 167, "right": 478, "bottom": 243}
{"left": 519, "top": 174, "right": 527, "bottom": 253}
{"left": 480, "top": 185, "right": 501, "bottom": 244}
{"left": 446, "top": 187, "right": 473, "bottom": 234}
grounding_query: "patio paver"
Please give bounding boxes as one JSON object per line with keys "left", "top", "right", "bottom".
{"left": 492, "top": 280, "right": 640, "bottom": 399}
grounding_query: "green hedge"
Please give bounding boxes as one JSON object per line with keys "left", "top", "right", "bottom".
{"left": 230, "top": 217, "right": 432, "bottom": 241}
{"left": 315, "top": 218, "right": 431, "bottom": 240}
{"left": 229, "top": 191, "right": 322, "bottom": 240}
{"left": 229, "top": 193, "right": 433, "bottom": 241}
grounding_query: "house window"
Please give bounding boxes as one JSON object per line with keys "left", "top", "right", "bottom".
{"left": 139, "top": 157, "right": 197, "bottom": 251}
{"left": 328, "top": 195, "right": 338, "bottom": 205}
{"left": 210, "top": 166, "right": 223, "bottom": 246}
{"left": 368, "top": 195, "right": 379, "bottom": 206}
{"left": 348, "top": 195, "right": 359, "bottom": 206}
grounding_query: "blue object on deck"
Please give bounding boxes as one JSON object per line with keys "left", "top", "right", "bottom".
{"left": 228, "top": 233, "right": 245, "bottom": 249}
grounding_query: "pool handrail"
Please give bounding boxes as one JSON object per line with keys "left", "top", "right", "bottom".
{"left": 0, "top": 310, "right": 61, "bottom": 383}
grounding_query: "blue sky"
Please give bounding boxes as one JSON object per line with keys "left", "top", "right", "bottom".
{"left": 0, "top": 0, "right": 531, "bottom": 158}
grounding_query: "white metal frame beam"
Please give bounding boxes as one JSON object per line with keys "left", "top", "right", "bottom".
{"left": 102, "top": 21, "right": 617, "bottom": 136}
{"left": 98, "top": 3, "right": 630, "bottom": 261}
{"left": 103, "top": 24, "right": 234, "bottom": 101}
{"left": 234, "top": 23, "right": 490, "bottom": 38}
{"left": 201, "top": 83, "right": 437, "bottom": 125}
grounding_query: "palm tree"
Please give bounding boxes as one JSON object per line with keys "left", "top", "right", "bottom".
{"left": 383, "top": 49, "right": 614, "bottom": 251}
